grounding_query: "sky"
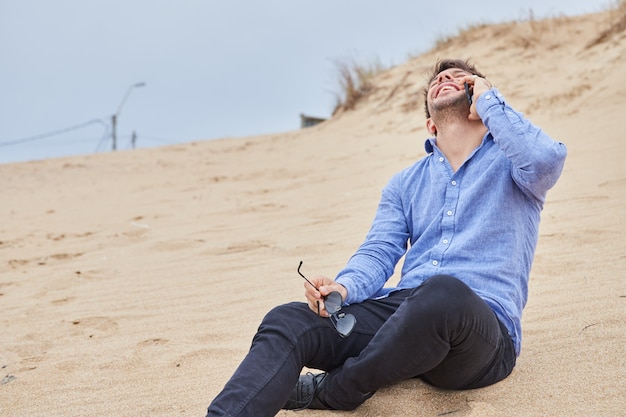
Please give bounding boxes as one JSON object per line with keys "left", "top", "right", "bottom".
{"left": 0, "top": 0, "right": 610, "bottom": 164}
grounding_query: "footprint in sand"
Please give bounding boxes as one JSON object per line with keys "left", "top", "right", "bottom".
{"left": 137, "top": 338, "right": 169, "bottom": 347}
{"left": 68, "top": 316, "right": 118, "bottom": 338}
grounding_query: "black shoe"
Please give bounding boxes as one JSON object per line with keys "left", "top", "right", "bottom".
{"left": 282, "top": 372, "right": 332, "bottom": 410}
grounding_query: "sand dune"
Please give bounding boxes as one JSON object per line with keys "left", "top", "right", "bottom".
{"left": 1, "top": 7, "right": 625, "bottom": 417}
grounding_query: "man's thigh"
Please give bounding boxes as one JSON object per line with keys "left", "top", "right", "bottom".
{"left": 305, "top": 292, "right": 408, "bottom": 371}
{"left": 417, "top": 284, "right": 516, "bottom": 389}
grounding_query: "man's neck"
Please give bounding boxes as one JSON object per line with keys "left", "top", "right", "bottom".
{"left": 435, "top": 121, "right": 487, "bottom": 172}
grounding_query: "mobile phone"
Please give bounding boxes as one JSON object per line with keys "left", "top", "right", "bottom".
{"left": 464, "top": 82, "right": 473, "bottom": 105}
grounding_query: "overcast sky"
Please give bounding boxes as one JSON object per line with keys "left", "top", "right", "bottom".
{"left": 0, "top": 0, "right": 609, "bottom": 164}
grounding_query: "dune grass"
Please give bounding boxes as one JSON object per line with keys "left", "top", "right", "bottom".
{"left": 330, "top": 1, "right": 625, "bottom": 115}
{"left": 331, "top": 57, "right": 387, "bottom": 115}
{"left": 587, "top": 0, "right": 626, "bottom": 47}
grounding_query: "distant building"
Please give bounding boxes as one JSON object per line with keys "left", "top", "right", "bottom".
{"left": 300, "top": 113, "right": 326, "bottom": 128}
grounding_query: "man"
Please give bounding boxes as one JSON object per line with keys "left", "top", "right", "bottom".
{"left": 206, "top": 59, "right": 567, "bottom": 416}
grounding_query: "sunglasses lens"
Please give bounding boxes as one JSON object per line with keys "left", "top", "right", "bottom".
{"left": 332, "top": 312, "right": 356, "bottom": 338}
{"left": 297, "top": 262, "right": 357, "bottom": 337}
{"left": 324, "top": 291, "right": 342, "bottom": 314}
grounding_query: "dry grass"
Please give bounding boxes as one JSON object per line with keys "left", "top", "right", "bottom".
{"left": 331, "top": 2, "right": 624, "bottom": 116}
{"left": 431, "top": 22, "right": 487, "bottom": 51}
{"left": 431, "top": 10, "right": 566, "bottom": 53}
{"left": 331, "top": 57, "right": 386, "bottom": 115}
{"left": 587, "top": 0, "right": 626, "bottom": 47}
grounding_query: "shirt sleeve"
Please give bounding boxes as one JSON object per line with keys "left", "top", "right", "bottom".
{"left": 476, "top": 88, "right": 567, "bottom": 203}
{"left": 335, "top": 172, "right": 410, "bottom": 304}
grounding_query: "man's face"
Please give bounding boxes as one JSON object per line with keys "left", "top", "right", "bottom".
{"left": 426, "top": 68, "right": 473, "bottom": 114}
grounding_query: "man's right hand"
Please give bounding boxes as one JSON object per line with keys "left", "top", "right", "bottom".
{"left": 304, "top": 276, "right": 348, "bottom": 317}
{"left": 465, "top": 74, "right": 493, "bottom": 121}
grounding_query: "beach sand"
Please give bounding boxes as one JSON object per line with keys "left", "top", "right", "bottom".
{"left": 1, "top": 8, "right": 625, "bottom": 417}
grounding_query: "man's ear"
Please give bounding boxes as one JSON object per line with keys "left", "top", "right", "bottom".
{"left": 426, "top": 118, "right": 437, "bottom": 135}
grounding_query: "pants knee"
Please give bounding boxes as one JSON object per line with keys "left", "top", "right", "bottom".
{"left": 422, "top": 274, "right": 468, "bottom": 292}
{"left": 404, "top": 275, "right": 477, "bottom": 321}
{"left": 257, "top": 302, "right": 315, "bottom": 338}
{"left": 418, "top": 275, "right": 474, "bottom": 303}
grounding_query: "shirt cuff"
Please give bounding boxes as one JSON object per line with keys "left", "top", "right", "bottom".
{"left": 335, "top": 276, "right": 359, "bottom": 305}
{"left": 476, "top": 87, "right": 504, "bottom": 117}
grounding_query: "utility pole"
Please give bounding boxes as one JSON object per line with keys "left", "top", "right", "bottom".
{"left": 111, "top": 114, "right": 117, "bottom": 151}
{"left": 111, "top": 82, "right": 145, "bottom": 151}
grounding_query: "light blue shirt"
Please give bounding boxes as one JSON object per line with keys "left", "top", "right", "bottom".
{"left": 335, "top": 88, "right": 567, "bottom": 355}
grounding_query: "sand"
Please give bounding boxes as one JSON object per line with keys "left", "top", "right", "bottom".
{"left": 1, "top": 8, "right": 625, "bottom": 417}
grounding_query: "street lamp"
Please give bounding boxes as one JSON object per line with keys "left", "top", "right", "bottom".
{"left": 111, "top": 82, "right": 145, "bottom": 151}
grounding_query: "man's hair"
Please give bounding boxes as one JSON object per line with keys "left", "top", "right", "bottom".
{"left": 423, "top": 59, "right": 486, "bottom": 118}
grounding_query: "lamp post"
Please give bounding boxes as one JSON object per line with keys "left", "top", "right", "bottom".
{"left": 111, "top": 82, "right": 145, "bottom": 151}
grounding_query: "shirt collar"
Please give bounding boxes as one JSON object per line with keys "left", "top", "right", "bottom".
{"left": 424, "top": 138, "right": 436, "bottom": 154}
{"left": 424, "top": 133, "right": 492, "bottom": 155}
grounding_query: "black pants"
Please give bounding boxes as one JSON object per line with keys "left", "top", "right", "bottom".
{"left": 206, "top": 275, "right": 516, "bottom": 417}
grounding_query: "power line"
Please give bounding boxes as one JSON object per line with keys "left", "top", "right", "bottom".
{"left": 0, "top": 119, "right": 109, "bottom": 147}
{"left": 95, "top": 125, "right": 115, "bottom": 153}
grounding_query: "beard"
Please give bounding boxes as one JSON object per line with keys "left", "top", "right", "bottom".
{"left": 428, "top": 92, "right": 470, "bottom": 126}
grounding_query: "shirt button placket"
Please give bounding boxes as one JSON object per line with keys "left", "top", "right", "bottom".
{"left": 437, "top": 174, "right": 460, "bottom": 268}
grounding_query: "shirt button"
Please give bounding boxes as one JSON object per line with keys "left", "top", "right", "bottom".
{"left": 442, "top": 239, "right": 449, "bottom": 244}
{"left": 485, "top": 94, "right": 492, "bottom": 100}
{"left": 451, "top": 180, "right": 457, "bottom": 186}
{"left": 447, "top": 210, "right": 453, "bottom": 216}
{"left": 438, "top": 157, "right": 444, "bottom": 162}
{"left": 432, "top": 260, "right": 438, "bottom": 266}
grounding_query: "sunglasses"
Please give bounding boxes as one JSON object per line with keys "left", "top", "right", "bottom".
{"left": 297, "top": 261, "right": 356, "bottom": 338}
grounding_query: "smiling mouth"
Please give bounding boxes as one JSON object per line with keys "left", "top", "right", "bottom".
{"left": 434, "top": 83, "right": 461, "bottom": 98}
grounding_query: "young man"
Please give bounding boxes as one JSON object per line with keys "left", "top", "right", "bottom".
{"left": 206, "top": 59, "right": 567, "bottom": 416}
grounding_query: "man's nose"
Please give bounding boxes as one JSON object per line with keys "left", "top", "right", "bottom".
{"left": 437, "top": 72, "right": 453, "bottom": 83}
